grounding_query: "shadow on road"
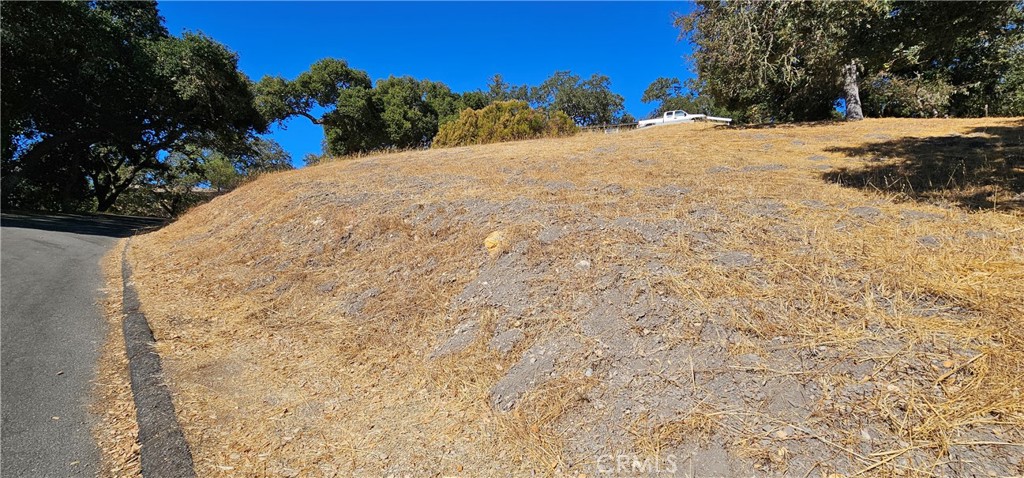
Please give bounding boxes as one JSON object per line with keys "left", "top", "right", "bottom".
{"left": 822, "top": 120, "right": 1024, "bottom": 211}
{"left": 0, "top": 212, "right": 167, "bottom": 238}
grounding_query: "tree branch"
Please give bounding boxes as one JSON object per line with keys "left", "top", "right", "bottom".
{"left": 297, "top": 111, "right": 323, "bottom": 125}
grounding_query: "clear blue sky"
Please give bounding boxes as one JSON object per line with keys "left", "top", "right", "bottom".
{"left": 159, "top": 2, "right": 697, "bottom": 167}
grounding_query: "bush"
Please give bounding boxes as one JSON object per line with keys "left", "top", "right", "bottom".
{"left": 432, "top": 101, "right": 577, "bottom": 148}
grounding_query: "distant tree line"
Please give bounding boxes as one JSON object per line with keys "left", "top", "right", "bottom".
{"left": 255, "top": 64, "right": 634, "bottom": 160}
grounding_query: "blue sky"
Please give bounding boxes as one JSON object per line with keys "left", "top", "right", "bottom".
{"left": 159, "top": 2, "right": 697, "bottom": 167}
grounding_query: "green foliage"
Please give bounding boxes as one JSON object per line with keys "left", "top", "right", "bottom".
{"left": 254, "top": 58, "right": 371, "bottom": 126}
{"left": 302, "top": 152, "right": 329, "bottom": 166}
{"left": 260, "top": 64, "right": 630, "bottom": 156}
{"left": 325, "top": 76, "right": 500, "bottom": 155}
{"left": 238, "top": 137, "right": 294, "bottom": 176}
{"left": 860, "top": 73, "right": 955, "bottom": 118}
{"left": 260, "top": 63, "right": 495, "bottom": 156}
{"left": 640, "top": 77, "right": 734, "bottom": 119}
{"left": 376, "top": 76, "right": 441, "bottom": 148}
{"left": 324, "top": 76, "right": 438, "bottom": 155}
{"left": 432, "top": 101, "right": 577, "bottom": 148}
{"left": 486, "top": 74, "right": 532, "bottom": 102}
{"left": 997, "top": 49, "right": 1024, "bottom": 115}
{"left": 111, "top": 137, "right": 292, "bottom": 217}
{"left": 459, "top": 90, "right": 492, "bottom": 112}
{"left": 204, "top": 155, "right": 242, "bottom": 192}
{"left": 486, "top": 72, "right": 628, "bottom": 126}
{"left": 641, "top": 77, "right": 682, "bottom": 104}
{"left": 1, "top": 0, "right": 266, "bottom": 212}
{"left": 677, "top": 0, "right": 1024, "bottom": 122}
{"left": 530, "top": 71, "right": 627, "bottom": 126}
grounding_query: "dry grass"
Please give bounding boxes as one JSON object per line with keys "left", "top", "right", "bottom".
{"left": 92, "top": 241, "right": 142, "bottom": 477}
{"left": 116, "top": 117, "right": 1023, "bottom": 476}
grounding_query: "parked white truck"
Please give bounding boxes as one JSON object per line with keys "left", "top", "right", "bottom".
{"left": 637, "top": 110, "right": 732, "bottom": 128}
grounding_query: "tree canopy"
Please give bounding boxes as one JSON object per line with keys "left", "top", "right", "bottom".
{"left": 113, "top": 136, "right": 293, "bottom": 217}
{"left": 640, "top": 77, "right": 733, "bottom": 119}
{"left": 258, "top": 63, "right": 630, "bottom": 157}
{"left": 486, "top": 72, "right": 629, "bottom": 126}
{"left": 1, "top": 1, "right": 268, "bottom": 211}
{"left": 678, "top": 0, "right": 1024, "bottom": 122}
{"left": 257, "top": 64, "right": 488, "bottom": 156}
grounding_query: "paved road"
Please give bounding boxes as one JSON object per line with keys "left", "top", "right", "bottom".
{"left": 1, "top": 213, "right": 163, "bottom": 477}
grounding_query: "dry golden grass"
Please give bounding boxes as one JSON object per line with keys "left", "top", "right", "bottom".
{"left": 117, "top": 117, "right": 1023, "bottom": 476}
{"left": 93, "top": 241, "right": 142, "bottom": 477}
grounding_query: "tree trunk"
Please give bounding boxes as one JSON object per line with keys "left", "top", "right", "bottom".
{"left": 94, "top": 179, "right": 116, "bottom": 212}
{"left": 92, "top": 169, "right": 133, "bottom": 212}
{"left": 95, "top": 183, "right": 130, "bottom": 212}
{"left": 843, "top": 60, "right": 864, "bottom": 121}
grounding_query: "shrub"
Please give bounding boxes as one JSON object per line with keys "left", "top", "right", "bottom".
{"left": 432, "top": 100, "right": 577, "bottom": 148}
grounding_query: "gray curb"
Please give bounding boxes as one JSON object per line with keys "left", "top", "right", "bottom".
{"left": 121, "top": 240, "right": 197, "bottom": 478}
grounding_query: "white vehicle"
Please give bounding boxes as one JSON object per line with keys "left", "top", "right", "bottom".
{"left": 637, "top": 110, "right": 732, "bottom": 128}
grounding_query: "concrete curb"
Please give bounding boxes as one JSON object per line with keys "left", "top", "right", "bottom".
{"left": 121, "top": 240, "right": 196, "bottom": 478}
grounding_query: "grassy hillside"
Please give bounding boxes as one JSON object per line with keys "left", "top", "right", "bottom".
{"left": 121, "top": 118, "right": 1023, "bottom": 476}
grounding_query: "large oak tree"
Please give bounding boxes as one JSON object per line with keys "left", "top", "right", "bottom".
{"left": 1, "top": 1, "right": 267, "bottom": 211}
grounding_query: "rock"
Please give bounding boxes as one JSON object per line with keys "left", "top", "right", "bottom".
{"left": 455, "top": 249, "right": 537, "bottom": 317}
{"left": 484, "top": 230, "right": 509, "bottom": 257}
{"left": 545, "top": 181, "right": 575, "bottom": 193}
{"left": 966, "top": 230, "right": 994, "bottom": 240}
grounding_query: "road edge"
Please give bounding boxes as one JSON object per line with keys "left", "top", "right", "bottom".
{"left": 120, "top": 240, "right": 196, "bottom": 478}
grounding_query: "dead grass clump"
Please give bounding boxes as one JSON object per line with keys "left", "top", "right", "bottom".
{"left": 496, "top": 375, "right": 597, "bottom": 471}
{"left": 633, "top": 402, "right": 721, "bottom": 455}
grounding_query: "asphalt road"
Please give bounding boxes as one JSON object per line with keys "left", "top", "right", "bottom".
{"left": 1, "top": 213, "right": 163, "bottom": 477}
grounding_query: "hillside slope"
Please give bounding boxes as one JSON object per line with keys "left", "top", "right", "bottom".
{"left": 123, "top": 118, "right": 1023, "bottom": 476}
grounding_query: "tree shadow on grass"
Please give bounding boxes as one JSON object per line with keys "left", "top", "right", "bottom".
{"left": 822, "top": 120, "right": 1024, "bottom": 211}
